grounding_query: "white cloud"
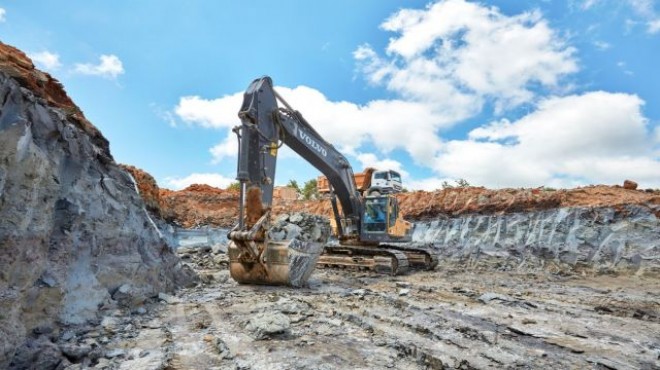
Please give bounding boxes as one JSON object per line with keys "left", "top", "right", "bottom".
{"left": 583, "top": 0, "right": 660, "bottom": 34}
{"left": 73, "top": 54, "right": 124, "bottom": 79}
{"left": 355, "top": 152, "right": 409, "bottom": 178}
{"left": 593, "top": 40, "right": 611, "bottom": 50}
{"left": 174, "top": 93, "right": 243, "bottom": 129}
{"left": 175, "top": 85, "right": 448, "bottom": 164}
{"left": 163, "top": 173, "right": 235, "bottom": 190}
{"left": 434, "top": 92, "right": 660, "bottom": 188}
{"left": 209, "top": 133, "right": 238, "bottom": 163}
{"left": 581, "top": 0, "right": 601, "bottom": 9}
{"left": 356, "top": 0, "right": 577, "bottom": 112}
{"left": 0, "top": 8, "right": 6, "bottom": 22}
{"left": 28, "top": 51, "right": 61, "bottom": 71}
{"left": 625, "top": 0, "right": 660, "bottom": 33}
{"left": 648, "top": 18, "right": 660, "bottom": 33}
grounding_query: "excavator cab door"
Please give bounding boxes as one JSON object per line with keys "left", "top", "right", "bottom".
{"left": 386, "top": 197, "right": 411, "bottom": 239}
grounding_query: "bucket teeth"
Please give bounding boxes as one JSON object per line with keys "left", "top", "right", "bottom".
{"left": 228, "top": 239, "right": 323, "bottom": 287}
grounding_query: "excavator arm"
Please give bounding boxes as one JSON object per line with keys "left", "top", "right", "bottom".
{"left": 234, "top": 76, "right": 361, "bottom": 237}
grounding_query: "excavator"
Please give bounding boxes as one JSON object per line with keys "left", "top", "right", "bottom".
{"left": 227, "top": 76, "right": 438, "bottom": 287}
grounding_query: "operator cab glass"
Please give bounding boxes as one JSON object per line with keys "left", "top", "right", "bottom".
{"left": 374, "top": 171, "right": 388, "bottom": 180}
{"left": 363, "top": 196, "right": 388, "bottom": 232}
{"left": 390, "top": 171, "right": 401, "bottom": 182}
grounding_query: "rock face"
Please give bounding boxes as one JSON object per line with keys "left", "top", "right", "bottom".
{"left": 0, "top": 42, "right": 196, "bottom": 367}
{"left": 119, "top": 164, "right": 162, "bottom": 217}
{"left": 413, "top": 205, "right": 660, "bottom": 270}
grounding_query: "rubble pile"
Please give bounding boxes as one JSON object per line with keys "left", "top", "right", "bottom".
{"left": 177, "top": 245, "right": 229, "bottom": 271}
{"left": 268, "top": 213, "right": 331, "bottom": 243}
{"left": 0, "top": 42, "right": 196, "bottom": 369}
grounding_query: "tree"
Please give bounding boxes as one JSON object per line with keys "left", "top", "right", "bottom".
{"left": 226, "top": 181, "right": 241, "bottom": 191}
{"left": 441, "top": 180, "right": 454, "bottom": 190}
{"left": 456, "top": 178, "right": 470, "bottom": 188}
{"left": 302, "top": 179, "right": 318, "bottom": 200}
{"left": 287, "top": 179, "right": 301, "bottom": 193}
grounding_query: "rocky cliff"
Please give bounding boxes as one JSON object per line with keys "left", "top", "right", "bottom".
{"left": 0, "top": 42, "right": 195, "bottom": 368}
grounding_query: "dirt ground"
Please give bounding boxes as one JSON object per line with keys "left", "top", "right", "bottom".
{"left": 99, "top": 259, "right": 660, "bottom": 370}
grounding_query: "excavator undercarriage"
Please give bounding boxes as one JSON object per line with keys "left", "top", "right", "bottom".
{"left": 318, "top": 243, "right": 439, "bottom": 275}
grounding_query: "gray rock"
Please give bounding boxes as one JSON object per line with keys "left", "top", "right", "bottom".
{"left": 60, "top": 331, "right": 75, "bottom": 342}
{"left": 134, "top": 307, "right": 147, "bottom": 315}
{"left": 269, "top": 230, "right": 287, "bottom": 241}
{"left": 245, "top": 312, "right": 291, "bottom": 340}
{"left": 59, "top": 343, "right": 91, "bottom": 361}
{"left": 283, "top": 224, "right": 303, "bottom": 240}
{"left": 398, "top": 289, "right": 410, "bottom": 296}
{"left": 211, "top": 243, "right": 228, "bottom": 254}
{"left": 275, "top": 214, "right": 290, "bottom": 223}
{"left": 289, "top": 213, "right": 304, "bottom": 223}
{"left": 111, "top": 284, "right": 147, "bottom": 307}
{"left": 39, "top": 271, "right": 58, "bottom": 288}
{"left": 104, "top": 348, "right": 125, "bottom": 359}
{"left": 158, "top": 292, "right": 181, "bottom": 304}
{"left": 9, "top": 337, "right": 63, "bottom": 370}
{"left": 213, "top": 338, "right": 234, "bottom": 359}
{"left": 100, "top": 316, "right": 120, "bottom": 333}
{"left": 478, "top": 292, "right": 515, "bottom": 304}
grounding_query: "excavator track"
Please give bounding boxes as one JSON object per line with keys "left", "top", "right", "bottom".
{"left": 317, "top": 245, "right": 409, "bottom": 275}
{"left": 384, "top": 243, "right": 440, "bottom": 271}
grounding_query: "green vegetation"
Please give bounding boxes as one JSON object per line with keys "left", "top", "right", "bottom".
{"left": 226, "top": 181, "right": 241, "bottom": 191}
{"left": 302, "top": 179, "right": 318, "bottom": 200}
{"left": 287, "top": 179, "right": 301, "bottom": 193}
{"left": 456, "top": 178, "right": 470, "bottom": 188}
{"left": 442, "top": 179, "right": 471, "bottom": 189}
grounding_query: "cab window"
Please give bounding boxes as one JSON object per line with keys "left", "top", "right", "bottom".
{"left": 374, "top": 172, "right": 388, "bottom": 180}
{"left": 390, "top": 171, "right": 401, "bottom": 182}
{"left": 363, "top": 197, "right": 387, "bottom": 232}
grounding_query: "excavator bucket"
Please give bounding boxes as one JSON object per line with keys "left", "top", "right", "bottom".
{"left": 228, "top": 238, "right": 323, "bottom": 287}
{"left": 227, "top": 186, "right": 323, "bottom": 287}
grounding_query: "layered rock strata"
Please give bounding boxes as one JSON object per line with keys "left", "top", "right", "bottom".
{"left": 0, "top": 42, "right": 195, "bottom": 368}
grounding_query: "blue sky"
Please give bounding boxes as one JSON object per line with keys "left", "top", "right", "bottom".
{"left": 1, "top": 0, "right": 659, "bottom": 189}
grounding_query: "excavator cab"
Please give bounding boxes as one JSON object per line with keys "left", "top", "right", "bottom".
{"left": 361, "top": 195, "right": 412, "bottom": 242}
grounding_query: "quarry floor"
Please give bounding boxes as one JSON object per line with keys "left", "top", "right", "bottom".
{"left": 95, "top": 257, "right": 660, "bottom": 370}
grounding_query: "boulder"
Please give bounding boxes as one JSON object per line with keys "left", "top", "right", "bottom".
{"left": 245, "top": 312, "right": 291, "bottom": 340}
{"left": 623, "top": 180, "right": 638, "bottom": 190}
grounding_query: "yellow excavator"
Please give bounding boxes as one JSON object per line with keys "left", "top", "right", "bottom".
{"left": 227, "top": 76, "right": 438, "bottom": 287}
